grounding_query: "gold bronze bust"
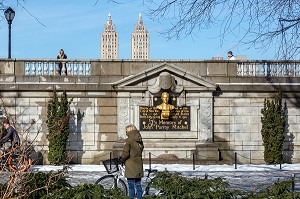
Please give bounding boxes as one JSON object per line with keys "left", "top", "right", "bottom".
{"left": 156, "top": 92, "right": 175, "bottom": 120}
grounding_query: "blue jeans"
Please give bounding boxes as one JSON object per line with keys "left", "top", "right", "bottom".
{"left": 127, "top": 178, "right": 142, "bottom": 199}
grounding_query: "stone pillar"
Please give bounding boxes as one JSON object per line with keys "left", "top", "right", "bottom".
{"left": 199, "top": 98, "right": 213, "bottom": 141}
{"left": 117, "top": 93, "right": 130, "bottom": 140}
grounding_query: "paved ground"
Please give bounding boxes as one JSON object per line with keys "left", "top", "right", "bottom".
{"left": 1, "top": 165, "right": 300, "bottom": 194}
{"left": 66, "top": 170, "right": 300, "bottom": 193}
{"left": 66, "top": 171, "right": 107, "bottom": 186}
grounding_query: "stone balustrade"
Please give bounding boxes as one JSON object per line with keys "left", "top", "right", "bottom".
{"left": 24, "top": 59, "right": 91, "bottom": 76}
{"left": 2, "top": 59, "right": 300, "bottom": 78}
{"left": 237, "top": 60, "right": 300, "bottom": 76}
{"left": 23, "top": 59, "right": 300, "bottom": 77}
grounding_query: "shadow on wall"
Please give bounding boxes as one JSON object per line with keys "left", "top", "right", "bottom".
{"left": 213, "top": 136, "right": 234, "bottom": 164}
{"left": 283, "top": 101, "right": 294, "bottom": 163}
{"left": 69, "top": 109, "right": 84, "bottom": 164}
{"left": 28, "top": 143, "right": 44, "bottom": 165}
{"left": 267, "top": 76, "right": 300, "bottom": 163}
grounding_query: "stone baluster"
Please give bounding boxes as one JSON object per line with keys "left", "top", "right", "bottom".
{"left": 261, "top": 63, "right": 265, "bottom": 76}
{"left": 86, "top": 62, "right": 91, "bottom": 75}
{"left": 290, "top": 64, "right": 294, "bottom": 76}
{"left": 243, "top": 63, "right": 248, "bottom": 76}
{"left": 67, "top": 62, "right": 72, "bottom": 75}
{"left": 272, "top": 63, "right": 277, "bottom": 76}
{"left": 278, "top": 63, "right": 282, "bottom": 76}
{"left": 50, "top": 62, "right": 54, "bottom": 75}
{"left": 74, "top": 62, "right": 78, "bottom": 75}
{"left": 32, "top": 62, "right": 36, "bottom": 76}
{"left": 44, "top": 62, "right": 48, "bottom": 75}
{"left": 266, "top": 63, "right": 271, "bottom": 76}
{"left": 25, "top": 62, "right": 30, "bottom": 75}
{"left": 79, "top": 62, "right": 84, "bottom": 75}
{"left": 237, "top": 63, "right": 242, "bottom": 76}
{"left": 296, "top": 63, "right": 300, "bottom": 76}
{"left": 249, "top": 63, "right": 254, "bottom": 76}
{"left": 283, "top": 63, "right": 287, "bottom": 76}
{"left": 255, "top": 63, "right": 259, "bottom": 76}
{"left": 38, "top": 62, "right": 42, "bottom": 75}
{"left": 62, "top": 62, "right": 67, "bottom": 76}
{"left": 55, "top": 62, "right": 59, "bottom": 75}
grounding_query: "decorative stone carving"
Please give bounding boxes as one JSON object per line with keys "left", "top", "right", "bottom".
{"left": 199, "top": 98, "right": 213, "bottom": 141}
{"left": 177, "top": 91, "right": 186, "bottom": 106}
{"left": 117, "top": 98, "right": 130, "bottom": 139}
{"left": 149, "top": 72, "right": 183, "bottom": 94}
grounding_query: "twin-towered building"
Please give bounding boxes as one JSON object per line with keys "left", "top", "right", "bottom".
{"left": 100, "top": 13, "right": 150, "bottom": 60}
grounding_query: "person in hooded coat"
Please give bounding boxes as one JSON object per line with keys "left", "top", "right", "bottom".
{"left": 120, "top": 124, "right": 144, "bottom": 199}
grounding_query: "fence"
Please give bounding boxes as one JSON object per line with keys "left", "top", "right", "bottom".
{"left": 100, "top": 151, "right": 300, "bottom": 193}
{"left": 24, "top": 60, "right": 91, "bottom": 76}
{"left": 101, "top": 151, "right": 298, "bottom": 171}
{"left": 237, "top": 61, "right": 300, "bottom": 77}
{"left": 15, "top": 59, "right": 300, "bottom": 77}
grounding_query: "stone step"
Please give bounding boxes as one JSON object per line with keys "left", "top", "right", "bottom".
{"left": 113, "top": 140, "right": 221, "bottom": 162}
{"left": 142, "top": 159, "right": 233, "bottom": 165}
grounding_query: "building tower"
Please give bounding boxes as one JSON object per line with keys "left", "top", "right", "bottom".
{"left": 131, "top": 14, "right": 150, "bottom": 60}
{"left": 100, "top": 13, "right": 119, "bottom": 59}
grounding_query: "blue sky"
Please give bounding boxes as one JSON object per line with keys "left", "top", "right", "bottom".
{"left": 0, "top": 1, "right": 277, "bottom": 60}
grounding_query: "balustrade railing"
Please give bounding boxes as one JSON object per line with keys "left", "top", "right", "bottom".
{"left": 24, "top": 59, "right": 91, "bottom": 76}
{"left": 237, "top": 61, "right": 300, "bottom": 77}
{"left": 21, "top": 59, "right": 300, "bottom": 77}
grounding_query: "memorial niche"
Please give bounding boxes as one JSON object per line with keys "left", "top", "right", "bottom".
{"left": 139, "top": 92, "right": 190, "bottom": 131}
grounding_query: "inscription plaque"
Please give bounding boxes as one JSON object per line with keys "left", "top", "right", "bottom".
{"left": 139, "top": 106, "right": 190, "bottom": 131}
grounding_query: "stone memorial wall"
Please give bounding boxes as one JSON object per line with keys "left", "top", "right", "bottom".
{"left": 0, "top": 59, "right": 300, "bottom": 164}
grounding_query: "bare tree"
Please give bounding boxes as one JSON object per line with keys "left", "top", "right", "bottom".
{"left": 0, "top": 0, "right": 44, "bottom": 25}
{"left": 0, "top": 1, "right": 21, "bottom": 12}
{"left": 111, "top": 0, "right": 300, "bottom": 59}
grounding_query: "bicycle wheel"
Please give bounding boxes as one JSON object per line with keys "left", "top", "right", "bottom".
{"left": 95, "top": 175, "right": 128, "bottom": 195}
{"left": 7, "top": 155, "right": 32, "bottom": 172}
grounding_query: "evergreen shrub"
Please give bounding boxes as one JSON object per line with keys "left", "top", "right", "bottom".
{"left": 47, "top": 91, "right": 73, "bottom": 165}
{"left": 261, "top": 92, "right": 285, "bottom": 164}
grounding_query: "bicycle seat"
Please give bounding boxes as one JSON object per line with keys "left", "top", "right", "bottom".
{"left": 145, "top": 169, "right": 158, "bottom": 174}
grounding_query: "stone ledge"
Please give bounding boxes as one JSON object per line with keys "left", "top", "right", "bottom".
{"left": 142, "top": 159, "right": 232, "bottom": 165}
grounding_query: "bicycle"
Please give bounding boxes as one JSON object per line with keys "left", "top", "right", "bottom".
{"left": 0, "top": 146, "right": 32, "bottom": 172}
{"left": 95, "top": 157, "right": 162, "bottom": 197}
{"left": 95, "top": 157, "right": 128, "bottom": 195}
